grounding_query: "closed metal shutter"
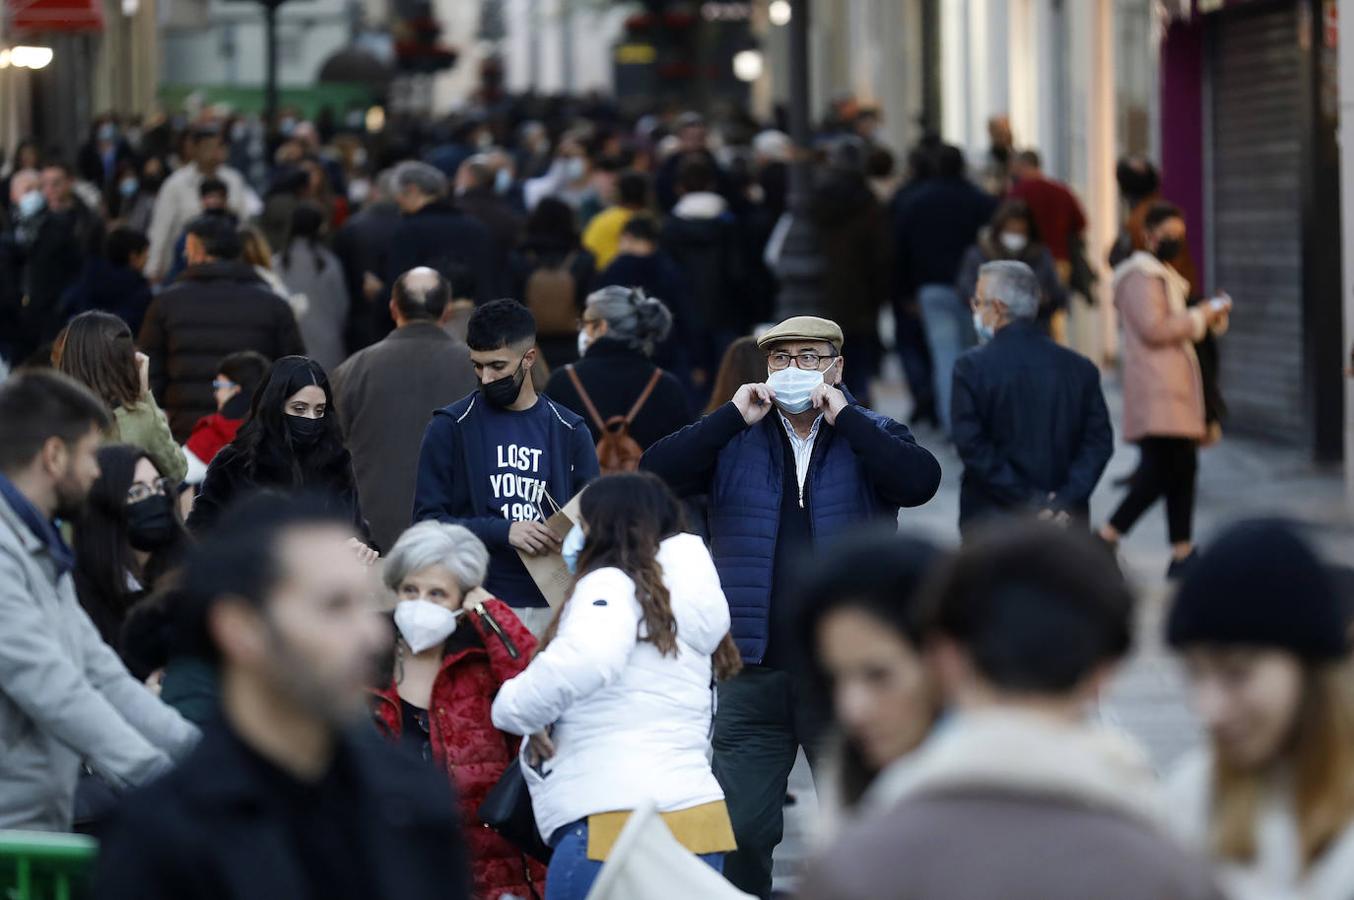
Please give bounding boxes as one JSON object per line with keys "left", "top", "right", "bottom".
{"left": 1210, "top": 3, "right": 1305, "bottom": 441}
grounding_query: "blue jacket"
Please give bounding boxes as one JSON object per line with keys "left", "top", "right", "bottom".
{"left": 952, "top": 320, "right": 1113, "bottom": 532}
{"left": 412, "top": 392, "right": 600, "bottom": 607}
{"left": 642, "top": 401, "right": 941, "bottom": 662}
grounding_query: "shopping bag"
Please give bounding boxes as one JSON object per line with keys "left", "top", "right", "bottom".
{"left": 514, "top": 489, "right": 583, "bottom": 608}
{"left": 584, "top": 802, "right": 754, "bottom": 900}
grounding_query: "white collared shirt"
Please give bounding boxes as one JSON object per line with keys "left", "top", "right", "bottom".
{"left": 778, "top": 412, "right": 823, "bottom": 507}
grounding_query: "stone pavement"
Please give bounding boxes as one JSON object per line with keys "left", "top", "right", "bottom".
{"left": 770, "top": 368, "right": 1353, "bottom": 894}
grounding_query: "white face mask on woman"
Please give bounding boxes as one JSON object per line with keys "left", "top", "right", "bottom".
{"left": 394, "top": 599, "right": 463, "bottom": 653}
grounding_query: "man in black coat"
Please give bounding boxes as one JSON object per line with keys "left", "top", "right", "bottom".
{"left": 952, "top": 260, "right": 1113, "bottom": 534}
{"left": 93, "top": 495, "right": 472, "bottom": 900}
{"left": 333, "top": 170, "right": 402, "bottom": 349}
{"left": 386, "top": 161, "right": 494, "bottom": 306}
{"left": 138, "top": 215, "right": 305, "bottom": 440}
{"left": 892, "top": 145, "right": 996, "bottom": 436}
{"left": 21, "top": 163, "right": 103, "bottom": 355}
{"left": 454, "top": 155, "right": 523, "bottom": 299}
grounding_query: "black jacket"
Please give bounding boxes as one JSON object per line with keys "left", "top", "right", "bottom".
{"left": 543, "top": 338, "right": 693, "bottom": 450}
{"left": 333, "top": 201, "right": 401, "bottom": 349}
{"left": 456, "top": 187, "right": 523, "bottom": 297}
{"left": 660, "top": 206, "right": 747, "bottom": 337}
{"left": 951, "top": 321, "right": 1113, "bottom": 531}
{"left": 593, "top": 252, "right": 694, "bottom": 374}
{"left": 24, "top": 199, "right": 103, "bottom": 329}
{"left": 891, "top": 177, "right": 997, "bottom": 296}
{"left": 187, "top": 442, "right": 372, "bottom": 546}
{"left": 386, "top": 201, "right": 495, "bottom": 304}
{"left": 64, "top": 256, "right": 155, "bottom": 337}
{"left": 139, "top": 261, "right": 305, "bottom": 440}
{"left": 91, "top": 723, "right": 472, "bottom": 900}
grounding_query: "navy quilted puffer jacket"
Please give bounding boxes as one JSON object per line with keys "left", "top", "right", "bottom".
{"left": 643, "top": 401, "right": 941, "bottom": 662}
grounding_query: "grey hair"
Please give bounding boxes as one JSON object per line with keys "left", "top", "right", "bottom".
{"left": 392, "top": 161, "right": 448, "bottom": 199}
{"left": 978, "top": 260, "right": 1041, "bottom": 321}
{"left": 584, "top": 285, "right": 673, "bottom": 357}
{"left": 374, "top": 168, "right": 399, "bottom": 202}
{"left": 383, "top": 521, "right": 489, "bottom": 594}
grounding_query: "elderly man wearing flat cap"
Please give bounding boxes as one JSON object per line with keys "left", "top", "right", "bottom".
{"left": 642, "top": 315, "right": 941, "bottom": 898}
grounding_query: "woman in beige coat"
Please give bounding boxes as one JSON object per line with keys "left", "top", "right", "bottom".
{"left": 1098, "top": 203, "right": 1228, "bottom": 577}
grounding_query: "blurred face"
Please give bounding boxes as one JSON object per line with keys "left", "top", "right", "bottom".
{"left": 201, "top": 191, "right": 228, "bottom": 212}
{"left": 1184, "top": 647, "right": 1305, "bottom": 770}
{"left": 818, "top": 607, "right": 933, "bottom": 769}
{"left": 680, "top": 124, "right": 707, "bottom": 152}
{"left": 213, "top": 372, "right": 241, "bottom": 411}
{"left": 1149, "top": 217, "right": 1187, "bottom": 255}
{"left": 284, "top": 384, "right": 327, "bottom": 419}
{"left": 253, "top": 526, "right": 391, "bottom": 723}
{"left": 972, "top": 273, "right": 1009, "bottom": 331}
{"left": 195, "top": 136, "right": 222, "bottom": 168}
{"left": 48, "top": 427, "right": 103, "bottom": 520}
{"left": 40, "top": 167, "right": 71, "bottom": 208}
{"left": 128, "top": 457, "right": 161, "bottom": 501}
{"left": 398, "top": 565, "right": 465, "bottom": 612}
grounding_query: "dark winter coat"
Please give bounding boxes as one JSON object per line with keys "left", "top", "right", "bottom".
{"left": 91, "top": 723, "right": 473, "bottom": 900}
{"left": 642, "top": 402, "right": 940, "bottom": 662}
{"left": 456, "top": 187, "right": 524, "bottom": 298}
{"left": 543, "top": 338, "right": 692, "bottom": 450}
{"left": 186, "top": 442, "right": 371, "bottom": 545}
{"left": 412, "top": 393, "right": 600, "bottom": 608}
{"left": 371, "top": 599, "right": 546, "bottom": 900}
{"left": 813, "top": 169, "right": 892, "bottom": 336}
{"left": 333, "top": 200, "right": 401, "bottom": 348}
{"left": 594, "top": 250, "right": 695, "bottom": 375}
{"left": 23, "top": 199, "right": 103, "bottom": 341}
{"left": 331, "top": 321, "right": 478, "bottom": 553}
{"left": 951, "top": 320, "right": 1113, "bottom": 532}
{"left": 138, "top": 261, "right": 305, "bottom": 440}
{"left": 386, "top": 201, "right": 495, "bottom": 304}
{"left": 660, "top": 197, "right": 747, "bottom": 337}
{"left": 63, "top": 256, "right": 155, "bottom": 337}
{"left": 892, "top": 177, "right": 997, "bottom": 296}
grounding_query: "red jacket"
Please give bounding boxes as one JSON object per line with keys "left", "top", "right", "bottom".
{"left": 184, "top": 412, "right": 244, "bottom": 466}
{"left": 1009, "top": 176, "right": 1086, "bottom": 263}
{"left": 372, "top": 599, "right": 546, "bottom": 900}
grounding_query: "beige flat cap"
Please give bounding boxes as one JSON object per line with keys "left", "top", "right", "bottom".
{"left": 756, "top": 316, "right": 844, "bottom": 353}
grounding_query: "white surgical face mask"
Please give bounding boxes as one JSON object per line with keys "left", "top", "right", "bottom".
{"left": 973, "top": 310, "right": 995, "bottom": 344}
{"left": 766, "top": 358, "right": 837, "bottom": 415}
{"left": 999, "top": 231, "right": 1028, "bottom": 254}
{"left": 495, "top": 167, "right": 513, "bottom": 194}
{"left": 577, "top": 329, "right": 592, "bottom": 358}
{"left": 563, "top": 157, "right": 587, "bottom": 182}
{"left": 394, "top": 599, "right": 463, "bottom": 653}
{"left": 17, "top": 190, "right": 43, "bottom": 219}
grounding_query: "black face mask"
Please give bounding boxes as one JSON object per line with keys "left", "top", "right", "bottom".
{"left": 126, "top": 494, "right": 177, "bottom": 552}
{"left": 1153, "top": 238, "right": 1182, "bottom": 263}
{"left": 480, "top": 361, "right": 526, "bottom": 408}
{"left": 285, "top": 413, "right": 326, "bottom": 447}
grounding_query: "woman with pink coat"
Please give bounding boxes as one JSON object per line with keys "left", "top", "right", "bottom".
{"left": 1098, "top": 202, "right": 1229, "bottom": 578}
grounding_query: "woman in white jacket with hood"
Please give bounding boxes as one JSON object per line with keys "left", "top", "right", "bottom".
{"left": 492, "top": 472, "right": 743, "bottom": 899}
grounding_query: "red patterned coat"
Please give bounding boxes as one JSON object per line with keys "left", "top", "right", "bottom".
{"left": 372, "top": 599, "right": 546, "bottom": 900}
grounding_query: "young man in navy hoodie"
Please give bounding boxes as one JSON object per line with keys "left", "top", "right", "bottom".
{"left": 412, "top": 299, "right": 599, "bottom": 636}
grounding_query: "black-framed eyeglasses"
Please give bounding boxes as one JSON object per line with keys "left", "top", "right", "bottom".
{"left": 127, "top": 477, "right": 175, "bottom": 505}
{"left": 767, "top": 350, "right": 839, "bottom": 371}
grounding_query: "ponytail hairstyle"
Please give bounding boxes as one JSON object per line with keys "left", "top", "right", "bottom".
{"left": 539, "top": 472, "right": 741, "bottom": 680}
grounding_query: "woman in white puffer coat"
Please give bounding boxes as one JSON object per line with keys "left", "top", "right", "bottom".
{"left": 491, "top": 472, "right": 743, "bottom": 900}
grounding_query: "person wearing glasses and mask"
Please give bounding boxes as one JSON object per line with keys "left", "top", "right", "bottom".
{"left": 187, "top": 356, "right": 376, "bottom": 557}
{"left": 641, "top": 315, "right": 941, "bottom": 899}
{"left": 414, "top": 300, "right": 600, "bottom": 638}
{"left": 73, "top": 444, "right": 189, "bottom": 654}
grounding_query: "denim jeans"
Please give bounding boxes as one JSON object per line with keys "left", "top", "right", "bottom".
{"left": 545, "top": 818, "right": 726, "bottom": 900}
{"left": 918, "top": 283, "right": 977, "bottom": 436}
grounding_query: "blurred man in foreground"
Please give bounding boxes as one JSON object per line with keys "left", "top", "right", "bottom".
{"left": 94, "top": 494, "right": 471, "bottom": 900}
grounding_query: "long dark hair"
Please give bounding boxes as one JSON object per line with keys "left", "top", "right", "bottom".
{"left": 53, "top": 311, "right": 141, "bottom": 412}
{"left": 231, "top": 356, "right": 352, "bottom": 488}
{"left": 281, "top": 202, "right": 327, "bottom": 272}
{"left": 73, "top": 444, "right": 187, "bottom": 646}
{"left": 540, "top": 473, "right": 741, "bottom": 680}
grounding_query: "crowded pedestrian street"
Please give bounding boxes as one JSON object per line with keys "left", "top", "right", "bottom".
{"left": 3, "top": 0, "right": 1354, "bottom": 899}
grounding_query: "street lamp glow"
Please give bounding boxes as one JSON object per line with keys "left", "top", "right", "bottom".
{"left": 0, "top": 46, "right": 55, "bottom": 69}
{"left": 733, "top": 49, "right": 764, "bottom": 82}
{"left": 768, "top": 0, "right": 791, "bottom": 26}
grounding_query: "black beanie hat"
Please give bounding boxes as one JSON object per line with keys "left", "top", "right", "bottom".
{"left": 1167, "top": 519, "right": 1349, "bottom": 660}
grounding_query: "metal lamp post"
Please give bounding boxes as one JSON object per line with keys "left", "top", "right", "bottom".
{"left": 772, "top": 0, "right": 824, "bottom": 318}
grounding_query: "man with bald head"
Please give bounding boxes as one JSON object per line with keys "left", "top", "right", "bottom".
{"left": 331, "top": 268, "right": 477, "bottom": 549}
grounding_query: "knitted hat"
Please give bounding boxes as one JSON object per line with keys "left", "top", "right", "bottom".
{"left": 1167, "top": 519, "right": 1349, "bottom": 660}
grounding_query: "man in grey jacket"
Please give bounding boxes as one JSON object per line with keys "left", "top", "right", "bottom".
{"left": 0, "top": 370, "right": 198, "bottom": 831}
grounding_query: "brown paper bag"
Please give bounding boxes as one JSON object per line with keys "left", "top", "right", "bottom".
{"left": 515, "top": 490, "right": 584, "bottom": 608}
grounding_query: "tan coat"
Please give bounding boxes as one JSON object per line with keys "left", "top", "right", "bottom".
{"left": 799, "top": 709, "right": 1225, "bottom": 900}
{"left": 1113, "top": 251, "right": 1210, "bottom": 442}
